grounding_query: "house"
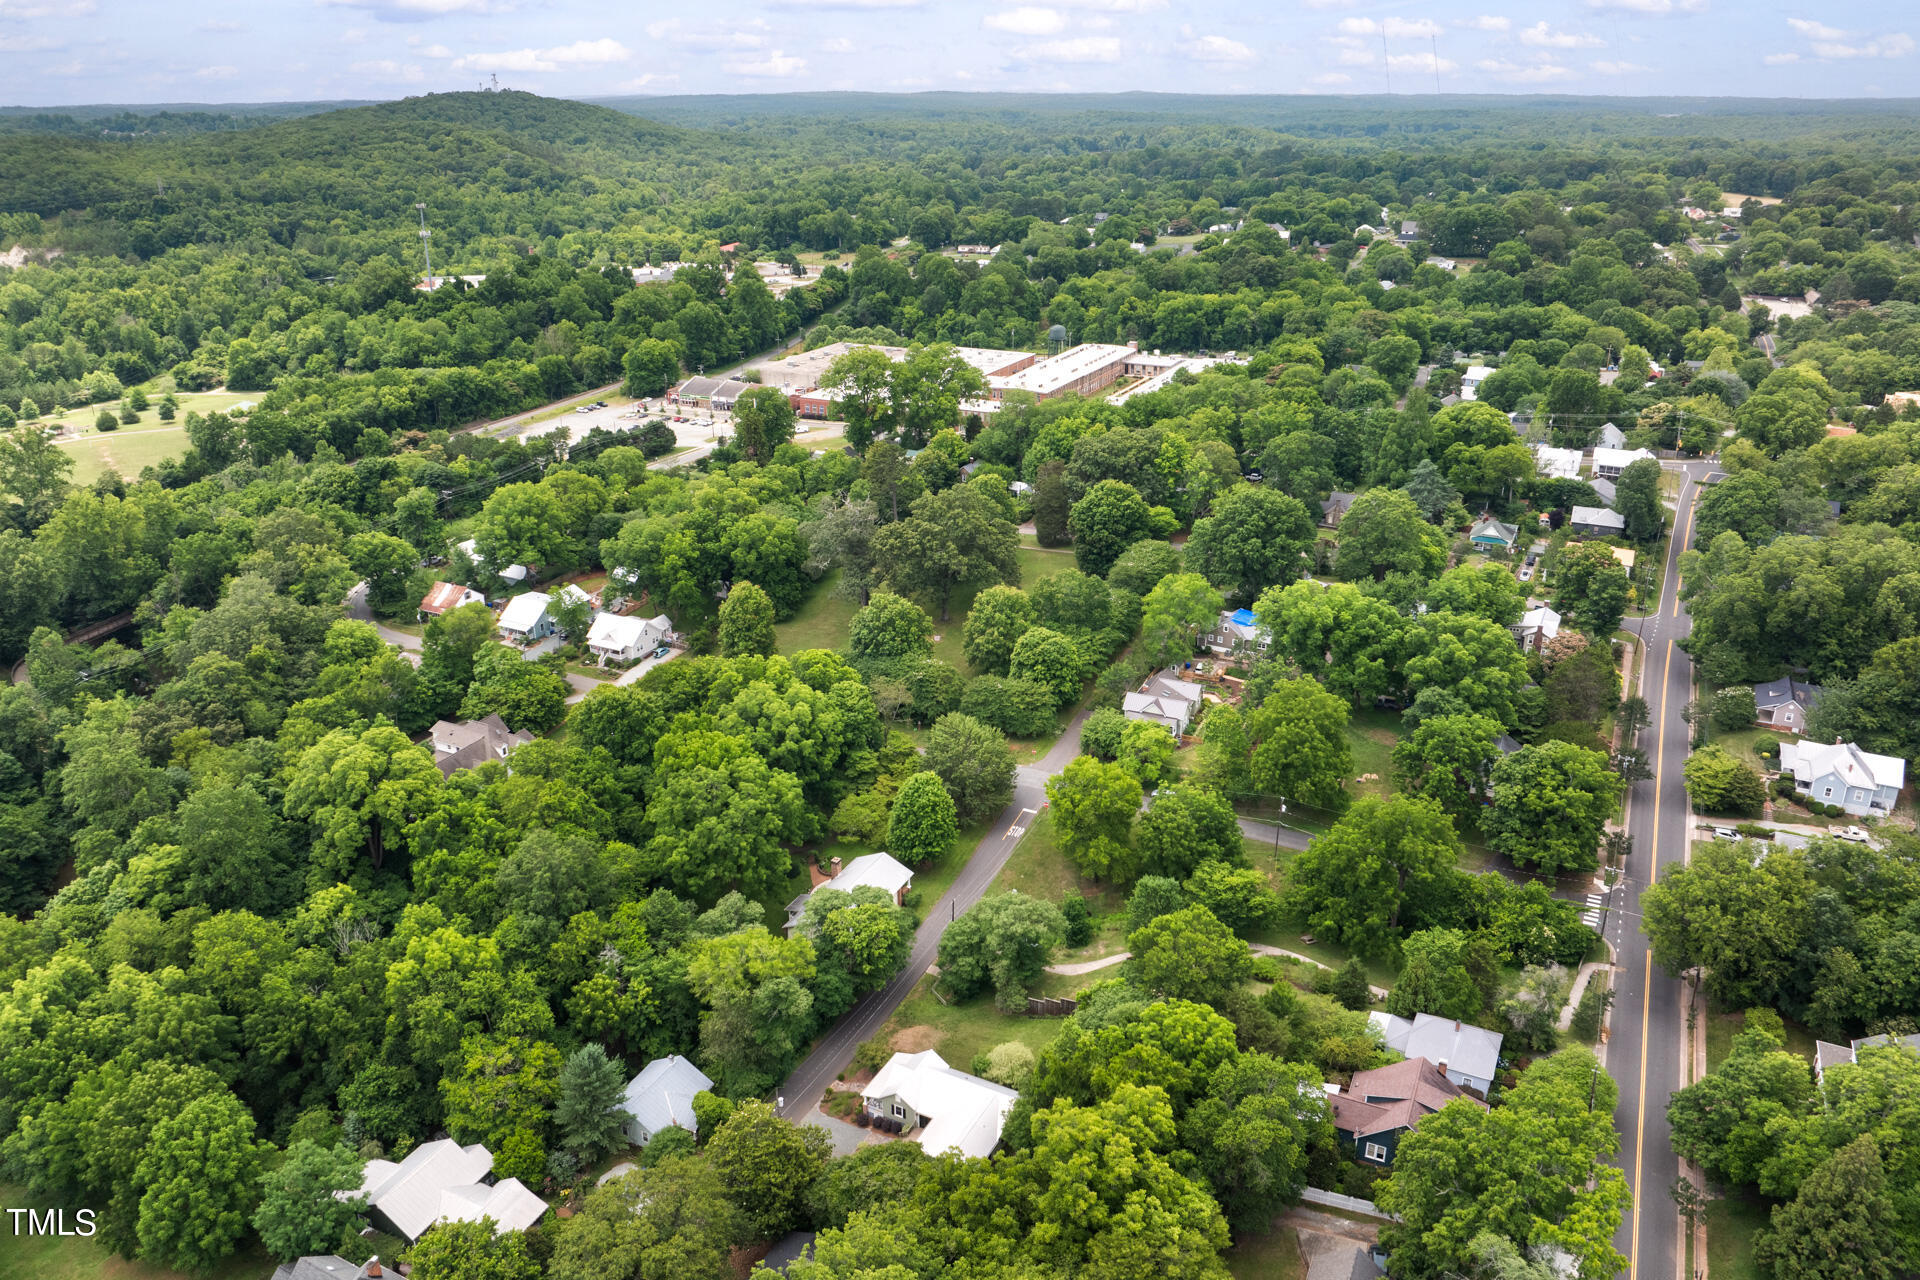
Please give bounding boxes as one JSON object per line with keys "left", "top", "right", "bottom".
{"left": 350, "top": 1138, "right": 546, "bottom": 1241}
{"left": 1467, "top": 514, "right": 1519, "bottom": 552}
{"left": 1588, "top": 476, "right": 1618, "bottom": 505}
{"left": 1204, "top": 607, "right": 1268, "bottom": 658}
{"left": 271, "top": 1258, "right": 387, "bottom": 1280}
{"left": 418, "top": 580, "right": 485, "bottom": 620}
{"left": 428, "top": 714, "right": 533, "bottom": 777}
{"left": 1752, "top": 677, "right": 1823, "bottom": 734}
{"left": 1812, "top": 1032, "right": 1920, "bottom": 1083}
{"left": 760, "top": 1232, "right": 819, "bottom": 1276}
{"left": 1569, "top": 505, "right": 1626, "bottom": 536}
{"left": 1122, "top": 669, "right": 1204, "bottom": 737}
{"left": 1495, "top": 733, "right": 1524, "bottom": 755}
{"left": 785, "top": 852, "right": 914, "bottom": 935}
{"left": 586, "top": 612, "right": 675, "bottom": 664}
{"left": 1512, "top": 604, "right": 1561, "bottom": 655}
{"left": 1461, "top": 365, "right": 1495, "bottom": 400}
{"left": 1396, "top": 220, "right": 1421, "bottom": 244}
{"left": 1368, "top": 1011, "right": 1505, "bottom": 1096}
{"left": 1778, "top": 739, "right": 1906, "bottom": 817}
{"left": 496, "top": 591, "right": 554, "bottom": 643}
{"left": 1319, "top": 490, "right": 1359, "bottom": 528}
{"left": 454, "top": 538, "right": 529, "bottom": 587}
{"left": 1531, "top": 444, "right": 1582, "bottom": 481}
{"left": 1330, "top": 1057, "right": 1485, "bottom": 1166}
{"left": 621, "top": 1055, "right": 713, "bottom": 1147}
{"left": 862, "top": 1050, "right": 1019, "bottom": 1160}
{"left": 1591, "top": 447, "right": 1656, "bottom": 479}
{"left": 1598, "top": 422, "right": 1627, "bottom": 450}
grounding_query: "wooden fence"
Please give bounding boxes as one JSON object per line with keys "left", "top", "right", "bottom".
{"left": 1025, "top": 996, "right": 1078, "bottom": 1016}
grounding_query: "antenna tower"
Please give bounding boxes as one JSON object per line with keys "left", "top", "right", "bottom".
{"left": 1431, "top": 34, "right": 1442, "bottom": 93}
{"left": 415, "top": 203, "right": 433, "bottom": 287}
{"left": 1382, "top": 30, "right": 1392, "bottom": 94}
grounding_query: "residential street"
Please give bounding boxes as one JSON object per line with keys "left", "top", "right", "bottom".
{"left": 1610, "top": 461, "right": 1711, "bottom": 1280}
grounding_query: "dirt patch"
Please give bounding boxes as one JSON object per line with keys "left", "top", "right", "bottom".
{"left": 890, "top": 1024, "right": 944, "bottom": 1053}
{"left": 729, "top": 1240, "right": 772, "bottom": 1279}
{"left": 1360, "top": 727, "right": 1396, "bottom": 746}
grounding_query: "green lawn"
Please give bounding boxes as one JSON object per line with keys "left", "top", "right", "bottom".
{"left": 926, "top": 546, "right": 1079, "bottom": 673}
{"left": 1344, "top": 708, "right": 1402, "bottom": 801}
{"left": 60, "top": 427, "right": 190, "bottom": 486}
{"left": 990, "top": 807, "right": 1127, "bottom": 915}
{"left": 0, "top": 1183, "right": 275, "bottom": 1280}
{"left": 1704, "top": 1007, "right": 1820, "bottom": 1072}
{"left": 776, "top": 570, "right": 861, "bottom": 655}
{"left": 878, "top": 970, "right": 1091, "bottom": 1070}
{"left": 1705, "top": 1196, "right": 1770, "bottom": 1280}
{"left": 1226, "top": 1224, "right": 1307, "bottom": 1280}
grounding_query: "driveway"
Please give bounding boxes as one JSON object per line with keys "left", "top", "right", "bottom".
{"left": 346, "top": 582, "right": 423, "bottom": 665}
{"left": 613, "top": 646, "right": 683, "bottom": 686}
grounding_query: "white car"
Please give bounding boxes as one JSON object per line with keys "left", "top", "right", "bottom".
{"left": 1837, "top": 825, "right": 1872, "bottom": 844}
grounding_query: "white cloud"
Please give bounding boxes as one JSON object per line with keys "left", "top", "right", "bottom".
{"left": 984, "top": 7, "right": 1064, "bottom": 35}
{"left": 342, "top": 26, "right": 367, "bottom": 43}
{"left": 1592, "top": 59, "right": 1650, "bottom": 73}
{"left": 1311, "top": 71, "right": 1352, "bottom": 84}
{"left": 0, "top": 1, "right": 94, "bottom": 15}
{"left": 621, "top": 72, "right": 678, "bottom": 90}
{"left": 1339, "top": 16, "right": 1441, "bottom": 38}
{"left": 644, "top": 19, "right": 769, "bottom": 51}
{"left": 196, "top": 20, "right": 245, "bottom": 32}
{"left": 723, "top": 48, "right": 807, "bottom": 76}
{"left": 0, "top": 31, "right": 58, "bottom": 49}
{"left": 1180, "top": 28, "right": 1255, "bottom": 63}
{"left": 1520, "top": 22, "right": 1603, "bottom": 48}
{"left": 1784, "top": 18, "right": 1845, "bottom": 40}
{"left": 1390, "top": 51, "right": 1456, "bottom": 72}
{"left": 1584, "top": 0, "right": 1705, "bottom": 12}
{"left": 1014, "top": 35, "right": 1122, "bottom": 62}
{"left": 1459, "top": 15, "right": 1510, "bottom": 30}
{"left": 764, "top": 0, "right": 921, "bottom": 8}
{"left": 1762, "top": 51, "right": 1800, "bottom": 64}
{"left": 821, "top": 36, "right": 855, "bottom": 52}
{"left": 194, "top": 64, "right": 238, "bottom": 78}
{"left": 453, "top": 37, "right": 630, "bottom": 72}
{"left": 421, "top": 43, "right": 452, "bottom": 57}
{"left": 1053, "top": 0, "right": 1167, "bottom": 10}
{"left": 350, "top": 57, "right": 426, "bottom": 81}
{"left": 321, "top": 0, "right": 512, "bottom": 19}
{"left": 1476, "top": 57, "right": 1574, "bottom": 81}
{"left": 1814, "top": 33, "right": 1913, "bottom": 57}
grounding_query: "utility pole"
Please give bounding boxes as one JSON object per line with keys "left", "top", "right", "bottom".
{"left": 414, "top": 203, "right": 433, "bottom": 287}
{"left": 1431, "top": 34, "right": 1442, "bottom": 94}
{"left": 1382, "top": 29, "right": 1392, "bottom": 94}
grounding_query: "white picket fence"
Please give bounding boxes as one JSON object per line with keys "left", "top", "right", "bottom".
{"left": 1300, "top": 1186, "right": 1397, "bottom": 1220}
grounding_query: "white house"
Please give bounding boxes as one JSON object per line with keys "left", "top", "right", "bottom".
{"left": 1778, "top": 739, "right": 1906, "bottom": 817}
{"left": 418, "top": 580, "right": 485, "bottom": 620}
{"left": 1512, "top": 604, "right": 1561, "bottom": 655}
{"left": 586, "top": 612, "right": 675, "bottom": 664}
{"left": 1122, "top": 670, "right": 1204, "bottom": 737}
{"left": 496, "top": 591, "right": 554, "bottom": 643}
{"left": 620, "top": 1055, "right": 713, "bottom": 1147}
{"left": 1597, "top": 422, "right": 1627, "bottom": 450}
{"left": 349, "top": 1139, "right": 546, "bottom": 1241}
{"left": 785, "top": 852, "right": 914, "bottom": 934}
{"left": 862, "top": 1050, "right": 1019, "bottom": 1160}
{"left": 1591, "top": 447, "right": 1656, "bottom": 479}
{"left": 1461, "top": 365, "right": 1495, "bottom": 400}
{"left": 1368, "top": 1011, "right": 1505, "bottom": 1097}
{"left": 1531, "top": 444, "right": 1583, "bottom": 481}
{"left": 455, "top": 537, "right": 529, "bottom": 586}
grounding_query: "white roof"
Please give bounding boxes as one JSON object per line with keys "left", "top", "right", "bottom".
{"left": 1780, "top": 740, "right": 1906, "bottom": 792}
{"left": 497, "top": 592, "right": 551, "bottom": 633}
{"left": 789, "top": 851, "right": 914, "bottom": 928}
{"left": 354, "top": 1139, "right": 496, "bottom": 1242}
{"left": 587, "top": 612, "right": 647, "bottom": 651}
{"left": 1591, "top": 447, "right": 1655, "bottom": 470}
{"left": 989, "top": 343, "right": 1132, "bottom": 397}
{"left": 1570, "top": 505, "right": 1626, "bottom": 531}
{"left": 1463, "top": 364, "right": 1495, "bottom": 381}
{"left": 1531, "top": 444, "right": 1582, "bottom": 480}
{"left": 623, "top": 1054, "right": 713, "bottom": 1137}
{"left": 863, "top": 1050, "right": 1018, "bottom": 1161}
{"left": 1369, "top": 1011, "right": 1504, "bottom": 1083}
{"left": 553, "top": 583, "right": 592, "bottom": 609}
{"left": 456, "top": 538, "right": 529, "bottom": 583}
{"left": 1517, "top": 605, "right": 1561, "bottom": 638}
{"left": 437, "top": 1178, "right": 547, "bottom": 1235}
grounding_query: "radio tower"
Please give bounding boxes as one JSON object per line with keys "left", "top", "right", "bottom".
{"left": 415, "top": 202, "right": 433, "bottom": 288}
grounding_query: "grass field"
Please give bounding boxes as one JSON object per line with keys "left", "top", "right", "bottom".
{"left": 990, "top": 808, "right": 1127, "bottom": 915}
{"left": 776, "top": 570, "right": 862, "bottom": 655}
{"left": 0, "top": 1183, "right": 274, "bottom": 1280}
{"left": 1705, "top": 1196, "right": 1770, "bottom": 1280}
{"left": 1704, "top": 1007, "right": 1820, "bottom": 1072}
{"left": 1226, "top": 1225, "right": 1308, "bottom": 1280}
{"left": 61, "top": 427, "right": 190, "bottom": 486}
{"left": 1344, "top": 708, "right": 1401, "bottom": 801}
{"left": 877, "top": 969, "right": 1093, "bottom": 1071}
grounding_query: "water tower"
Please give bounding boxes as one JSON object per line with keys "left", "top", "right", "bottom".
{"left": 1047, "top": 323, "right": 1068, "bottom": 354}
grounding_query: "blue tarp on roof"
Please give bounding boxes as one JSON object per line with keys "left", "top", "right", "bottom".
{"left": 1230, "top": 608, "right": 1257, "bottom": 626}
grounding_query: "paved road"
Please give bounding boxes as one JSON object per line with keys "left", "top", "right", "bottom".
{"left": 346, "top": 583, "right": 423, "bottom": 664}
{"left": 1610, "top": 461, "right": 1711, "bottom": 1280}
{"left": 774, "top": 709, "right": 1092, "bottom": 1120}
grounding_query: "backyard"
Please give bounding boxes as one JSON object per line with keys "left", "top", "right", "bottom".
{"left": 0, "top": 1182, "right": 273, "bottom": 1280}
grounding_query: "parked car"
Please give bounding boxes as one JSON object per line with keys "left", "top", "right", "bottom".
{"left": 651, "top": 644, "right": 672, "bottom": 659}
{"left": 1710, "top": 826, "right": 1739, "bottom": 840}
{"left": 1838, "top": 825, "right": 1872, "bottom": 843}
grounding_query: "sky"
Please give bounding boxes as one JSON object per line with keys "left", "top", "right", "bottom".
{"left": 0, "top": 0, "right": 1916, "bottom": 107}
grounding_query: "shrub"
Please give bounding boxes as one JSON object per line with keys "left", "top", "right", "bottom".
{"left": 983, "top": 1042, "right": 1036, "bottom": 1089}
{"left": 1060, "top": 890, "right": 1093, "bottom": 947}
{"left": 1570, "top": 973, "right": 1612, "bottom": 1042}
{"left": 960, "top": 674, "right": 1056, "bottom": 737}
{"left": 1079, "top": 705, "right": 1128, "bottom": 759}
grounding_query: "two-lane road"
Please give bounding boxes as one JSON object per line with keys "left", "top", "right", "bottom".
{"left": 1611, "top": 461, "right": 1712, "bottom": 1279}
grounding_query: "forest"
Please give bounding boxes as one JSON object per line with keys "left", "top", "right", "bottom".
{"left": 3, "top": 88, "right": 1920, "bottom": 1280}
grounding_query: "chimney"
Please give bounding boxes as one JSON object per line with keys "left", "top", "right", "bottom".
{"left": 830, "top": 856, "right": 843, "bottom": 877}
{"left": 365, "top": 1262, "right": 383, "bottom": 1278}
{"left": 1454, "top": 1020, "right": 1461, "bottom": 1031}
{"left": 1437, "top": 1059, "right": 1448, "bottom": 1075}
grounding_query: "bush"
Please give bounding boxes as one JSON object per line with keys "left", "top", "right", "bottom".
{"left": 1710, "top": 686, "right": 1756, "bottom": 732}
{"left": 634, "top": 420, "right": 677, "bottom": 458}
{"left": 94, "top": 409, "right": 118, "bottom": 432}
{"left": 1570, "top": 973, "right": 1612, "bottom": 1042}
{"left": 983, "top": 1042, "right": 1037, "bottom": 1089}
{"left": 1734, "top": 822, "right": 1772, "bottom": 840}
{"left": 1079, "top": 705, "right": 1128, "bottom": 759}
{"left": 1060, "top": 890, "right": 1093, "bottom": 947}
{"left": 853, "top": 1033, "right": 893, "bottom": 1074}
{"left": 639, "top": 1125, "right": 695, "bottom": 1167}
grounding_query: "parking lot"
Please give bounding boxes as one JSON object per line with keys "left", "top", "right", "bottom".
{"left": 515, "top": 398, "right": 734, "bottom": 457}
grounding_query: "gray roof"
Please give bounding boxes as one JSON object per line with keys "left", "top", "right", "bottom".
{"left": 1469, "top": 515, "right": 1519, "bottom": 544}
{"left": 761, "top": 1231, "right": 818, "bottom": 1275}
{"left": 1587, "top": 477, "right": 1617, "bottom": 504}
{"left": 623, "top": 1055, "right": 713, "bottom": 1137}
{"left": 1570, "top": 505, "right": 1625, "bottom": 531}
{"left": 1753, "top": 676, "right": 1822, "bottom": 710}
{"left": 271, "top": 1259, "right": 382, "bottom": 1280}
{"left": 355, "top": 1139, "right": 496, "bottom": 1243}
{"left": 1369, "top": 1011, "right": 1504, "bottom": 1082}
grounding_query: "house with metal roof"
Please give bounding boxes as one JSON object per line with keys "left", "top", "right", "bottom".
{"left": 1590, "top": 447, "right": 1656, "bottom": 479}
{"left": 1569, "top": 505, "right": 1627, "bottom": 536}
{"left": 863, "top": 1050, "right": 1019, "bottom": 1161}
{"left": 586, "top": 612, "right": 674, "bottom": 664}
{"left": 454, "top": 538, "right": 529, "bottom": 586}
{"left": 1531, "top": 444, "right": 1583, "bottom": 481}
{"left": 1812, "top": 1032, "right": 1920, "bottom": 1083}
{"left": 621, "top": 1054, "right": 713, "bottom": 1147}
{"left": 1778, "top": 739, "right": 1906, "bottom": 817}
{"left": 1598, "top": 422, "right": 1627, "bottom": 450}
{"left": 349, "top": 1139, "right": 546, "bottom": 1241}
{"left": 1467, "top": 514, "right": 1519, "bottom": 552}
{"left": 1368, "top": 1011, "right": 1504, "bottom": 1096}
{"left": 1512, "top": 604, "right": 1561, "bottom": 655}
{"left": 496, "top": 591, "right": 555, "bottom": 643}
{"left": 418, "top": 580, "right": 485, "bottom": 620}
{"left": 1122, "top": 670, "right": 1204, "bottom": 737}
{"left": 270, "top": 1257, "right": 387, "bottom": 1280}
{"left": 785, "top": 852, "right": 915, "bottom": 934}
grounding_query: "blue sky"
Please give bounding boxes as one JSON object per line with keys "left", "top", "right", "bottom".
{"left": 0, "top": 0, "right": 1915, "bottom": 106}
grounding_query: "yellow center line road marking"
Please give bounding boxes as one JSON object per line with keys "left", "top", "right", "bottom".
{"left": 1671, "top": 478, "right": 1693, "bottom": 619}
{"left": 1630, "top": 639, "right": 1671, "bottom": 1279}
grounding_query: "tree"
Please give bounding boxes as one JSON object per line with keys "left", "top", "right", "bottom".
{"left": 685, "top": 929, "right": 818, "bottom": 1096}
{"left": 717, "top": 580, "right": 777, "bottom": 657}
{"left": 1332, "top": 959, "right": 1373, "bottom": 1010}
{"left": 891, "top": 344, "right": 986, "bottom": 448}
{"left": 1388, "top": 928, "right": 1491, "bottom": 1022}
{"left": 1335, "top": 487, "right": 1444, "bottom": 581}
{"left": 961, "top": 583, "right": 1033, "bottom": 675}
{"left": 1245, "top": 676, "right": 1352, "bottom": 811}
{"left": 622, "top": 337, "right": 682, "bottom": 397}
{"left": 252, "top": 1140, "right": 367, "bottom": 1263}
{"left": 643, "top": 728, "right": 808, "bottom": 898}
{"left": 887, "top": 770, "right": 958, "bottom": 864}
{"left": 871, "top": 485, "right": 1019, "bottom": 621}
{"left": 1378, "top": 1048, "right": 1627, "bottom": 1280}
{"left": 1614, "top": 457, "right": 1665, "bottom": 542}
{"left": 804, "top": 498, "right": 881, "bottom": 606}
{"left": 937, "top": 893, "right": 1066, "bottom": 1010}
{"left": 1127, "top": 904, "right": 1252, "bottom": 1003}
{"left": 550, "top": 1156, "right": 746, "bottom": 1280}
{"left": 1185, "top": 486, "right": 1316, "bottom": 604}
{"left": 1285, "top": 796, "right": 1463, "bottom": 955}
{"left": 1182, "top": 1053, "right": 1329, "bottom": 1232}
{"left": 1667, "top": 1021, "right": 1814, "bottom": 1188}
{"left": 732, "top": 385, "right": 797, "bottom": 463}
{"left": 284, "top": 723, "right": 442, "bottom": 876}
{"left": 706, "top": 1101, "right": 832, "bottom": 1239}
{"left": 847, "top": 590, "right": 932, "bottom": 661}
{"left": 821, "top": 346, "right": 898, "bottom": 452}
{"left": 1711, "top": 686, "right": 1758, "bottom": 732}
{"left": 1755, "top": 1134, "right": 1900, "bottom": 1280}
{"left": 1007, "top": 625, "right": 1081, "bottom": 708}
{"left": 1555, "top": 541, "right": 1632, "bottom": 636}
{"left": 1108, "top": 539, "right": 1183, "bottom": 596}
{"left": 1032, "top": 459, "right": 1071, "bottom": 547}
{"left": 441, "top": 1034, "right": 562, "bottom": 1163}
{"left": 405, "top": 1220, "right": 541, "bottom": 1280}
{"left": 1067, "top": 478, "right": 1153, "bottom": 576}
{"left": 925, "top": 711, "right": 1015, "bottom": 823}
{"left": 1136, "top": 785, "right": 1242, "bottom": 881}
{"left": 459, "top": 644, "right": 569, "bottom": 732}
{"left": 1391, "top": 712, "right": 1504, "bottom": 819}
{"left": 1485, "top": 741, "right": 1625, "bottom": 875}
{"left": 1694, "top": 470, "right": 1783, "bottom": 547}
{"left": 863, "top": 439, "right": 909, "bottom": 523}
{"left": 0, "top": 423, "right": 74, "bottom": 524}
{"left": 1193, "top": 700, "right": 1251, "bottom": 795}
{"left": 1045, "top": 755, "right": 1143, "bottom": 882}
{"left": 554, "top": 1045, "right": 632, "bottom": 1166}
{"left": 1683, "top": 744, "right": 1766, "bottom": 815}
{"left": 1139, "top": 572, "right": 1226, "bottom": 668}
{"left": 1641, "top": 839, "right": 1812, "bottom": 1010}
{"left": 133, "top": 1092, "right": 264, "bottom": 1274}
{"left": 1405, "top": 458, "right": 1459, "bottom": 522}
